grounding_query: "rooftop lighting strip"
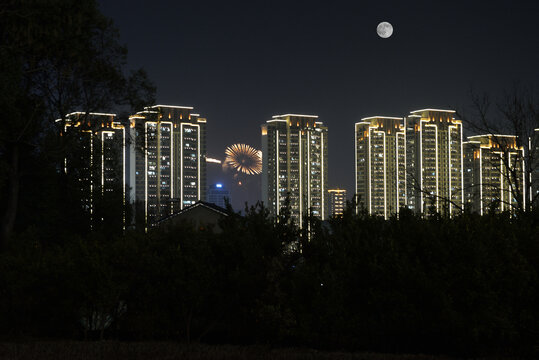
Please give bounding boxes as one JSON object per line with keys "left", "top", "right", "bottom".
{"left": 361, "top": 116, "right": 403, "bottom": 121}
{"left": 468, "top": 134, "right": 518, "bottom": 139}
{"left": 272, "top": 114, "right": 319, "bottom": 119}
{"left": 151, "top": 105, "right": 194, "bottom": 110}
{"left": 66, "top": 111, "right": 117, "bottom": 117}
{"left": 410, "top": 109, "right": 456, "bottom": 114}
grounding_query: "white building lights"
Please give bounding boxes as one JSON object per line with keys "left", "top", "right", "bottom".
{"left": 262, "top": 114, "right": 328, "bottom": 226}
{"left": 133, "top": 105, "right": 206, "bottom": 226}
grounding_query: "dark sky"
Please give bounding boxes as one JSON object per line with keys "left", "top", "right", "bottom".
{"left": 99, "top": 0, "right": 539, "bottom": 209}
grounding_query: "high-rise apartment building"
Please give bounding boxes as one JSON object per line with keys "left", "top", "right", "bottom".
{"left": 58, "top": 111, "right": 127, "bottom": 227}
{"left": 355, "top": 116, "right": 406, "bottom": 218}
{"left": 207, "top": 183, "right": 229, "bottom": 209}
{"left": 131, "top": 105, "right": 206, "bottom": 225}
{"left": 328, "top": 189, "right": 347, "bottom": 217}
{"left": 405, "top": 109, "right": 464, "bottom": 216}
{"left": 464, "top": 134, "right": 525, "bottom": 214}
{"left": 261, "top": 114, "right": 328, "bottom": 226}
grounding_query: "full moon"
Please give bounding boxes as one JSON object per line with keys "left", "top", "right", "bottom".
{"left": 376, "top": 22, "right": 393, "bottom": 38}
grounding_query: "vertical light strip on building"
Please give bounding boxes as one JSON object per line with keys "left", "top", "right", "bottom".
{"left": 419, "top": 120, "right": 423, "bottom": 213}
{"left": 448, "top": 125, "right": 455, "bottom": 215}
{"left": 276, "top": 129, "right": 280, "bottom": 215}
{"left": 144, "top": 122, "right": 149, "bottom": 222}
{"left": 321, "top": 131, "right": 325, "bottom": 219}
{"left": 368, "top": 127, "right": 372, "bottom": 214}
{"left": 521, "top": 148, "right": 526, "bottom": 207}
{"left": 460, "top": 124, "right": 464, "bottom": 210}
{"left": 160, "top": 121, "right": 173, "bottom": 203}
{"left": 90, "top": 135, "right": 94, "bottom": 215}
{"left": 122, "top": 126, "right": 126, "bottom": 227}
{"left": 499, "top": 154, "right": 504, "bottom": 212}
{"left": 170, "top": 122, "right": 174, "bottom": 200}
{"left": 180, "top": 123, "right": 184, "bottom": 208}
{"left": 395, "top": 133, "right": 399, "bottom": 215}
{"left": 509, "top": 152, "right": 514, "bottom": 210}
{"left": 479, "top": 147, "right": 483, "bottom": 215}
{"left": 433, "top": 125, "right": 439, "bottom": 212}
{"left": 403, "top": 126, "right": 407, "bottom": 206}
{"left": 354, "top": 124, "right": 358, "bottom": 212}
{"left": 196, "top": 124, "right": 201, "bottom": 201}
{"left": 382, "top": 131, "right": 387, "bottom": 219}
{"left": 101, "top": 132, "right": 105, "bottom": 196}
{"left": 299, "top": 130, "right": 302, "bottom": 228}
{"left": 529, "top": 137, "right": 533, "bottom": 204}
{"left": 307, "top": 131, "right": 310, "bottom": 215}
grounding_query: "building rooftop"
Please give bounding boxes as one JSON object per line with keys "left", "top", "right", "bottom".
{"left": 409, "top": 108, "right": 456, "bottom": 114}
{"left": 151, "top": 104, "right": 194, "bottom": 110}
{"left": 360, "top": 116, "right": 403, "bottom": 121}
{"left": 156, "top": 200, "right": 230, "bottom": 225}
{"left": 272, "top": 113, "right": 319, "bottom": 119}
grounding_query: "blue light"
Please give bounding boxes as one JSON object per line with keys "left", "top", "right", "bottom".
{"left": 216, "top": 183, "right": 222, "bottom": 188}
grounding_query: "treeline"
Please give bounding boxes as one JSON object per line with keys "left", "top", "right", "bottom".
{"left": 1, "top": 205, "right": 538, "bottom": 357}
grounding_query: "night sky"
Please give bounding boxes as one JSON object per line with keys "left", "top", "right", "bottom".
{"left": 99, "top": 0, "right": 539, "bottom": 209}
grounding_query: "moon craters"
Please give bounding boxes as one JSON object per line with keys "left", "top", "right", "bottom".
{"left": 377, "top": 22, "right": 393, "bottom": 38}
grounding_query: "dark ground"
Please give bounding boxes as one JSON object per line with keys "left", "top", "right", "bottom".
{"left": 0, "top": 342, "right": 519, "bottom": 360}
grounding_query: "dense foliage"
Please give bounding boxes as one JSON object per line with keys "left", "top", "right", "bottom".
{"left": 1, "top": 205, "right": 538, "bottom": 357}
{"left": 0, "top": 0, "right": 155, "bottom": 244}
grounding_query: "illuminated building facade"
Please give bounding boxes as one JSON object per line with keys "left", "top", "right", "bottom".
{"left": 328, "top": 189, "right": 347, "bottom": 217}
{"left": 355, "top": 116, "right": 406, "bottom": 218}
{"left": 207, "top": 183, "right": 229, "bottom": 209}
{"left": 131, "top": 105, "right": 207, "bottom": 225}
{"left": 261, "top": 114, "right": 328, "bottom": 226}
{"left": 58, "top": 112, "right": 127, "bottom": 226}
{"left": 464, "top": 134, "right": 525, "bottom": 214}
{"left": 405, "top": 109, "right": 464, "bottom": 216}
{"left": 531, "top": 129, "right": 539, "bottom": 208}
